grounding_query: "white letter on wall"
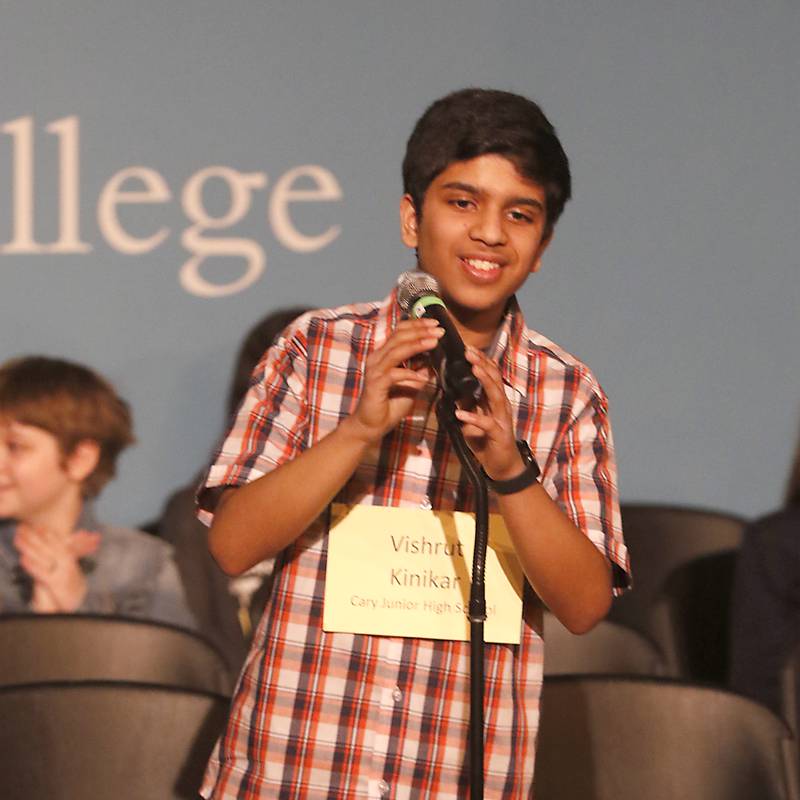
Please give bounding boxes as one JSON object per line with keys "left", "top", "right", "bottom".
{"left": 268, "top": 165, "right": 342, "bottom": 253}
{"left": 180, "top": 166, "right": 267, "bottom": 298}
{"left": 46, "top": 116, "right": 91, "bottom": 253}
{"left": 97, "top": 167, "right": 171, "bottom": 254}
{"left": 1, "top": 116, "right": 91, "bottom": 254}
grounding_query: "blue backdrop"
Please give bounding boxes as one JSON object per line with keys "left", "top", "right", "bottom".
{"left": 2, "top": 0, "right": 798, "bottom": 528}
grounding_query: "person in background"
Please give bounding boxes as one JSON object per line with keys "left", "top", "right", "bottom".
{"left": 155, "top": 306, "right": 311, "bottom": 673}
{"left": 0, "top": 355, "right": 194, "bottom": 628}
{"left": 730, "top": 429, "right": 800, "bottom": 717}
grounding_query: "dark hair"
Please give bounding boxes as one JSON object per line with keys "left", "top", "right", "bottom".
{"left": 402, "top": 88, "right": 572, "bottom": 236}
{"left": 0, "top": 356, "right": 134, "bottom": 498}
{"left": 226, "top": 306, "right": 312, "bottom": 417}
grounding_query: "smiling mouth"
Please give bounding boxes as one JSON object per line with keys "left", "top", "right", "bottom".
{"left": 460, "top": 257, "right": 504, "bottom": 282}
{"left": 462, "top": 257, "right": 501, "bottom": 272}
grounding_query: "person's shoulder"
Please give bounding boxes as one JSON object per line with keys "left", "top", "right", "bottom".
{"left": 286, "top": 299, "right": 386, "bottom": 335}
{"left": 278, "top": 297, "right": 390, "bottom": 359}
{"left": 99, "top": 524, "right": 176, "bottom": 566}
{"left": 516, "top": 323, "right": 609, "bottom": 408}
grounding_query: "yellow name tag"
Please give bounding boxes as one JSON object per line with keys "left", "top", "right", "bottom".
{"left": 323, "top": 503, "right": 524, "bottom": 644}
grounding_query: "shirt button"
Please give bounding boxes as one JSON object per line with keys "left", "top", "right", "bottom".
{"left": 378, "top": 780, "right": 390, "bottom": 797}
{"left": 419, "top": 496, "right": 432, "bottom": 511}
{"left": 392, "top": 686, "right": 403, "bottom": 703}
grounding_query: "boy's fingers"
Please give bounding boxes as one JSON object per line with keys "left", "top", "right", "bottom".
{"left": 455, "top": 409, "right": 487, "bottom": 431}
{"left": 388, "top": 368, "right": 429, "bottom": 389}
{"left": 14, "top": 529, "right": 48, "bottom": 558}
{"left": 466, "top": 349, "right": 511, "bottom": 417}
{"left": 19, "top": 551, "right": 55, "bottom": 580}
{"left": 371, "top": 333, "right": 441, "bottom": 375}
{"left": 70, "top": 531, "right": 102, "bottom": 557}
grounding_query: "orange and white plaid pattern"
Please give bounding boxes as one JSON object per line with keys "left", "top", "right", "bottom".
{"left": 198, "top": 289, "right": 629, "bottom": 799}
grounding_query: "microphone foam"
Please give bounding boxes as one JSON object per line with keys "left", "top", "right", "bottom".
{"left": 397, "top": 270, "right": 440, "bottom": 312}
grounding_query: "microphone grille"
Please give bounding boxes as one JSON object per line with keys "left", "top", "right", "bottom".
{"left": 397, "top": 270, "right": 440, "bottom": 312}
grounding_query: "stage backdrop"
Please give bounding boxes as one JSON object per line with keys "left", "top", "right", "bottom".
{"left": 2, "top": 0, "right": 798, "bottom": 529}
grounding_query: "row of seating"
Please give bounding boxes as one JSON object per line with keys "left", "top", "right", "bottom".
{"left": 0, "top": 675, "right": 796, "bottom": 799}
{"left": 0, "top": 502, "right": 793, "bottom": 798}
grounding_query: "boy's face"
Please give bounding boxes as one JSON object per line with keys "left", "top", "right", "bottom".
{"left": 400, "top": 153, "right": 551, "bottom": 343}
{"left": 0, "top": 419, "right": 85, "bottom": 524}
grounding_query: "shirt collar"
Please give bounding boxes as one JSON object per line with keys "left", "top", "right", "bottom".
{"left": 485, "top": 296, "right": 529, "bottom": 401}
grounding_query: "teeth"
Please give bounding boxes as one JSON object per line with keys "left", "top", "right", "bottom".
{"left": 465, "top": 258, "right": 500, "bottom": 272}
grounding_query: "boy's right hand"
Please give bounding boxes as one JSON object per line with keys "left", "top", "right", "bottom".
{"left": 345, "top": 318, "right": 443, "bottom": 444}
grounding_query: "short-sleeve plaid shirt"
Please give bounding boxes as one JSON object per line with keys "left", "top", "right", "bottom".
{"left": 198, "top": 289, "right": 629, "bottom": 799}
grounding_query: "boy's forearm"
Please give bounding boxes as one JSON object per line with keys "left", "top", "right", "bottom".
{"left": 208, "top": 416, "right": 372, "bottom": 576}
{"left": 497, "top": 485, "right": 612, "bottom": 634}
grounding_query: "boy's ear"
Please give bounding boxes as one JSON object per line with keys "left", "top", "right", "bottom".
{"left": 65, "top": 439, "right": 101, "bottom": 485}
{"left": 530, "top": 231, "right": 553, "bottom": 274}
{"left": 399, "top": 194, "right": 419, "bottom": 248}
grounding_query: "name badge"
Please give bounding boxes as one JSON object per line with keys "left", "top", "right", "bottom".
{"left": 323, "top": 503, "right": 524, "bottom": 644}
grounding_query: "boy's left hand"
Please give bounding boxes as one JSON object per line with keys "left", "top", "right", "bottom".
{"left": 454, "top": 347, "right": 526, "bottom": 481}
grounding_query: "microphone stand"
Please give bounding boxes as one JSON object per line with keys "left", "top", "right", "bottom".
{"left": 437, "top": 392, "right": 488, "bottom": 800}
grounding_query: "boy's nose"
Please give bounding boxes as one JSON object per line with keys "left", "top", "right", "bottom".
{"left": 469, "top": 210, "right": 507, "bottom": 246}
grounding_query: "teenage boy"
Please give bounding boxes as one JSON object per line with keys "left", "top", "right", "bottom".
{"left": 0, "top": 356, "right": 194, "bottom": 628}
{"left": 198, "top": 88, "right": 630, "bottom": 798}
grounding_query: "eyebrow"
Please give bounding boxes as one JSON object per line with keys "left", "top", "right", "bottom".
{"left": 441, "top": 181, "right": 544, "bottom": 210}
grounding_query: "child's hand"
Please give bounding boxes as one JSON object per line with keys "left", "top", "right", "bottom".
{"left": 69, "top": 529, "right": 102, "bottom": 559}
{"left": 347, "top": 318, "right": 441, "bottom": 443}
{"left": 13, "top": 523, "right": 91, "bottom": 612}
{"left": 454, "top": 347, "right": 525, "bottom": 480}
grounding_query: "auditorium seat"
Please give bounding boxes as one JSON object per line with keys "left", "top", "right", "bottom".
{"left": 0, "top": 680, "right": 229, "bottom": 799}
{"left": 543, "top": 611, "right": 665, "bottom": 677}
{"left": 607, "top": 503, "right": 746, "bottom": 674}
{"left": 534, "top": 675, "right": 800, "bottom": 800}
{"left": 647, "top": 550, "right": 738, "bottom": 682}
{"left": 0, "top": 613, "right": 233, "bottom": 694}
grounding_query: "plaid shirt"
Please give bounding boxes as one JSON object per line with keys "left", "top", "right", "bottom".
{"left": 199, "top": 289, "right": 629, "bottom": 799}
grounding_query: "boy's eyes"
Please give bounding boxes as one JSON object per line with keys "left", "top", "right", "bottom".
{"left": 447, "top": 197, "right": 535, "bottom": 224}
{"left": 508, "top": 210, "right": 534, "bottom": 223}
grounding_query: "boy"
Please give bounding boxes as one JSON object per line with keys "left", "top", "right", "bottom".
{"left": 0, "top": 356, "right": 194, "bottom": 628}
{"left": 198, "top": 88, "right": 630, "bottom": 798}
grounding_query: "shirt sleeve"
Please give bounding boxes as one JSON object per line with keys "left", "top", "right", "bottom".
{"left": 547, "top": 379, "right": 630, "bottom": 594}
{"left": 197, "top": 324, "right": 309, "bottom": 526}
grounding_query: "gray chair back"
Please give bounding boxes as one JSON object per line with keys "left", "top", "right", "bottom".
{"left": 0, "top": 680, "right": 229, "bottom": 799}
{"left": 0, "top": 613, "right": 233, "bottom": 693}
{"left": 535, "top": 675, "right": 800, "bottom": 800}
{"left": 608, "top": 503, "right": 745, "bottom": 672}
{"left": 543, "top": 612, "right": 665, "bottom": 676}
{"left": 648, "top": 550, "right": 738, "bottom": 681}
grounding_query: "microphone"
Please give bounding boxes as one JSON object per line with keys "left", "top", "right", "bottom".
{"left": 397, "top": 270, "right": 482, "bottom": 410}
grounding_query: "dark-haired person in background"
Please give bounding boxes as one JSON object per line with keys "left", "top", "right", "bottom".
{"left": 155, "top": 307, "right": 311, "bottom": 673}
{"left": 0, "top": 356, "right": 193, "bottom": 628}
{"left": 197, "top": 89, "right": 629, "bottom": 798}
{"left": 730, "top": 431, "right": 800, "bottom": 717}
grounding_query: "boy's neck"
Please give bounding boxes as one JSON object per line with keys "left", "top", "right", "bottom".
{"left": 24, "top": 492, "right": 84, "bottom": 538}
{"left": 449, "top": 305, "right": 504, "bottom": 350}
